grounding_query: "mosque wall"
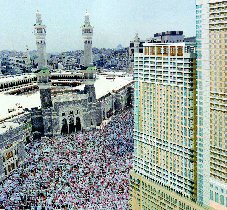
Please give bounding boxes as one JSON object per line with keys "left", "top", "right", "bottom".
{"left": 52, "top": 98, "right": 92, "bottom": 135}
{"left": 29, "top": 108, "right": 44, "bottom": 139}
{"left": 42, "top": 109, "right": 53, "bottom": 137}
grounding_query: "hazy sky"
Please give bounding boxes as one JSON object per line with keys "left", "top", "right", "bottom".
{"left": 0, "top": 0, "right": 196, "bottom": 53}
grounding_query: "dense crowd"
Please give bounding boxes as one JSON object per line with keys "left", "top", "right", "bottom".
{"left": 0, "top": 109, "right": 133, "bottom": 209}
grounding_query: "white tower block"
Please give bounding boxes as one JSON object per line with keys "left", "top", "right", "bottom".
{"left": 81, "top": 10, "right": 94, "bottom": 67}
{"left": 34, "top": 10, "right": 47, "bottom": 69}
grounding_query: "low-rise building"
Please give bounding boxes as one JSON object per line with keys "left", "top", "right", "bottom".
{"left": 0, "top": 112, "right": 32, "bottom": 180}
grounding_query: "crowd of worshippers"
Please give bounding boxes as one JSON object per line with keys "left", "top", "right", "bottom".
{"left": 0, "top": 109, "right": 134, "bottom": 210}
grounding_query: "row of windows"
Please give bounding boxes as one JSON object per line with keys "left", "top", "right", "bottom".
{"left": 210, "top": 191, "right": 226, "bottom": 207}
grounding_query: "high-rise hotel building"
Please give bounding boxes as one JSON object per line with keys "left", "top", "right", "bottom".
{"left": 130, "top": 0, "right": 227, "bottom": 209}
{"left": 196, "top": 0, "right": 227, "bottom": 209}
{"left": 130, "top": 41, "right": 218, "bottom": 209}
{"left": 130, "top": 42, "right": 207, "bottom": 210}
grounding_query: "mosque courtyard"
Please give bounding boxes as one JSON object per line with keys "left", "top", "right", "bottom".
{"left": 0, "top": 109, "right": 134, "bottom": 210}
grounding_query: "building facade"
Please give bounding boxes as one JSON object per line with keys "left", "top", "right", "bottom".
{"left": 0, "top": 113, "right": 32, "bottom": 180}
{"left": 129, "top": 43, "right": 216, "bottom": 209}
{"left": 37, "top": 69, "right": 133, "bottom": 137}
{"left": 195, "top": 0, "right": 211, "bottom": 206}
{"left": 196, "top": 0, "right": 227, "bottom": 209}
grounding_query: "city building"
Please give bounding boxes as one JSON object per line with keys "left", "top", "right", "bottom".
{"left": 0, "top": 55, "right": 31, "bottom": 75}
{"left": 129, "top": 42, "right": 217, "bottom": 209}
{"left": 196, "top": 0, "right": 227, "bottom": 209}
{"left": 0, "top": 112, "right": 32, "bottom": 180}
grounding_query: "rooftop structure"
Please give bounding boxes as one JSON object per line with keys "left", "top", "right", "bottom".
{"left": 153, "top": 30, "right": 184, "bottom": 43}
{"left": 129, "top": 31, "right": 195, "bottom": 64}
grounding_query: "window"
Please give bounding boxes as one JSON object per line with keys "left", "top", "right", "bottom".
{"left": 215, "top": 192, "right": 219, "bottom": 203}
{"left": 5, "top": 151, "right": 13, "bottom": 160}
{"left": 11, "top": 163, "right": 15, "bottom": 170}
{"left": 220, "top": 195, "right": 224, "bottom": 205}
{"left": 210, "top": 190, "right": 214, "bottom": 200}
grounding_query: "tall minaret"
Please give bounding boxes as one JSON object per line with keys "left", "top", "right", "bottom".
{"left": 134, "top": 33, "right": 140, "bottom": 53}
{"left": 81, "top": 10, "right": 93, "bottom": 67}
{"left": 34, "top": 11, "right": 53, "bottom": 137}
{"left": 34, "top": 10, "right": 47, "bottom": 69}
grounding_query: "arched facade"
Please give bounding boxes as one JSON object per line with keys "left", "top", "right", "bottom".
{"left": 42, "top": 82, "right": 133, "bottom": 136}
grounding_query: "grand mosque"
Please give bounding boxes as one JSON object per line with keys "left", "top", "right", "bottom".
{"left": 0, "top": 11, "right": 133, "bottom": 180}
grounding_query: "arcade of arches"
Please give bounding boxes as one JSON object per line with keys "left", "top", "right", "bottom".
{"left": 61, "top": 117, "right": 81, "bottom": 135}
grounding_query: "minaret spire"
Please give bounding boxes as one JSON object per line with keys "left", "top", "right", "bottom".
{"left": 36, "top": 10, "right": 42, "bottom": 25}
{"left": 84, "top": 10, "right": 90, "bottom": 25}
{"left": 134, "top": 33, "right": 140, "bottom": 42}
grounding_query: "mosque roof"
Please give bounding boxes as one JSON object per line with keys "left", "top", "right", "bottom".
{"left": 0, "top": 72, "right": 133, "bottom": 120}
{"left": 86, "top": 66, "right": 96, "bottom": 71}
{"left": 74, "top": 74, "right": 133, "bottom": 99}
{"left": 0, "top": 74, "right": 37, "bottom": 84}
{"left": 35, "top": 67, "right": 50, "bottom": 76}
{"left": 0, "top": 92, "right": 41, "bottom": 121}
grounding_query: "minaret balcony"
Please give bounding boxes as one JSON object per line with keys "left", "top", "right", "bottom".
{"left": 34, "top": 25, "right": 46, "bottom": 29}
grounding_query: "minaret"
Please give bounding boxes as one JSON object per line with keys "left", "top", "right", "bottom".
{"left": 34, "top": 10, "right": 47, "bottom": 69}
{"left": 25, "top": 45, "right": 31, "bottom": 65}
{"left": 34, "top": 10, "right": 51, "bottom": 108}
{"left": 134, "top": 33, "right": 140, "bottom": 53}
{"left": 34, "top": 10, "right": 53, "bottom": 137}
{"left": 81, "top": 11, "right": 97, "bottom": 129}
{"left": 81, "top": 10, "right": 93, "bottom": 67}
